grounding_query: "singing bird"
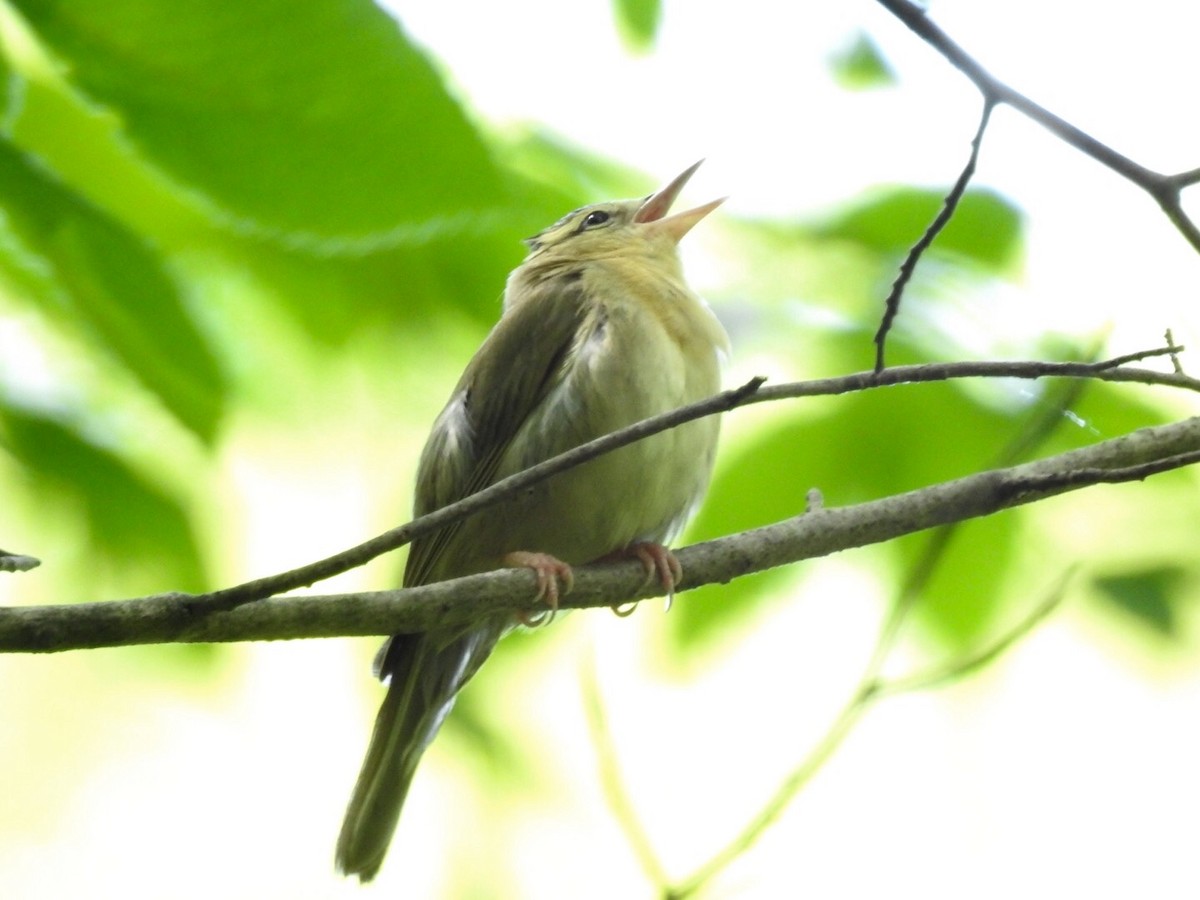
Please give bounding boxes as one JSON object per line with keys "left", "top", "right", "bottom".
{"left": 336, "top": 162, "right": 730, "bottom": 881}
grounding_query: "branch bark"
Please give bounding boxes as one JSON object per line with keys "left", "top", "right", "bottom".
{"left": 3, "top": 414, "right": 1197, "bottom": 654}
{"left": 148, "top": 350, "right": 1200, "bottom": 615}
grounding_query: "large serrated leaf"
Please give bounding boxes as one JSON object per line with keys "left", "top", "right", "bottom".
{"left": 10, "top": 0, "right": 506, "bottom": 245}
{"left": 0, "top": 138, "right": 226, "bottom": 441}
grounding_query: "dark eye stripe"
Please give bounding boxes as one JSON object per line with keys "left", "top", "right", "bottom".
{"left": 573, "top": 209, "right": 612, "bottom": 235}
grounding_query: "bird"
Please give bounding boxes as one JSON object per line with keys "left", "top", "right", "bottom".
{"left": 335, "top": 161, "right": 730, "bottom": 881}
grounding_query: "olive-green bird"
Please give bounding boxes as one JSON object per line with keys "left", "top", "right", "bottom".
{"left": 335, "top": 162, "right": 729, "bottom": 881}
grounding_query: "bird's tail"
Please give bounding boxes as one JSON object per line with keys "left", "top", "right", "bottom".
{"left": 336, "top": 623, "right": 502, "bottom": 882}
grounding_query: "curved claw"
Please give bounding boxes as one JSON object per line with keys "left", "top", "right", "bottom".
{"left": 603, "top": 542, "right": 683, "bottom": 616}
{"left": 504, "top": 550, "right": 574, "bottom": 627}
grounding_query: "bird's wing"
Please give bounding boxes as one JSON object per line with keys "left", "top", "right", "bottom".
{"left": 403, "top": 274, "right": 592, "bottom": 588}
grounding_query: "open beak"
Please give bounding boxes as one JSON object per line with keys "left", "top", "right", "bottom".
{"left": 634, "top": 160, "right": 725, "bottom": 243}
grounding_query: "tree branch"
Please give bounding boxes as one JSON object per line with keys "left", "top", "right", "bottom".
{"left": 190, "top": 377, "right": 768, "bottom": 611}
{"left": 876, "top": 0, "right": 1200, "bottom": 254}
{"left": 3, "top": 412, "right": 1197, "bottom": 654}
{"left": 874, "top": 98, "right": 994, "bottom": 371}
{"left": 0, "top": 549, "right": 40, "bottom": 573}
{"left": 151, "top": 347, "right": 1200, "bottom": 616}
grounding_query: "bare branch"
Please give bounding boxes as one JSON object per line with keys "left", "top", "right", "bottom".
{"left": 873, "top": 570, "right": 1073, "bottom": 699}
{"left": 1164, "top": 329, "right": 1185, "bottom": 374}
{"left": 874, "top": 98, "right": 994, "bottom": 372}
{"left": 173, "top": 349, "right": 1200, "bottom": 614}
{"left": 2, "top": 413, "right": 1197, "bottom": 654}
{"left": 0, "top": 550, "right": 40, "bottom": 573}
{"left": 876, "top": 0, "right": 1200, "bottom": 253}
{"left": 195, "top": 376, "right": 767, "bottom": 611}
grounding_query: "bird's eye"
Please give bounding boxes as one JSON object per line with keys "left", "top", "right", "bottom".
{"left": 581, "top": 210, "right": 611, "bottom": 230}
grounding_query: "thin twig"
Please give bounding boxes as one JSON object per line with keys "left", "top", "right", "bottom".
{"left": 195, "top": 376, "right": 767, "bottom": 611}
{"left": 580, "top": 653, "right": 670, "bottom": 890}
{"left": 666, "top": 688, "right": 870, "bottom": 899}
{"left": 1165, "top": 329, "right": 1184, "bottom": 374}
{"left": 182, "top": 348, "right": 1200, "bottom": 612}
{"left": 873, "top": 570, "right": 1073, "bottom": 699}
{"left": 1005, "top": 448, "right": 1200, "bottom": 495}
{"left": 1092, "top": 343, "right": 1185, "bottom": 371}
{"left": 876, "top": 0, "right": 1200, "bottom": 253}
{"left": 874, "top": 98, "right": 994, "bottom": 372}
{"left": 0, "top": 550, "right": 40, "bottom": 573}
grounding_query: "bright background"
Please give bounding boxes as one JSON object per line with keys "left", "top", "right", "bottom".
{"left": 1, "top": 1, "right": 1199, "bottom": 897}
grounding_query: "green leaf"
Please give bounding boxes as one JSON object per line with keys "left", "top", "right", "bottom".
{"left": 0, "top": 403, "right": 207, "bottom": 594}
{"left": 0, "top": 39, "right": 15, "bottom": 122}
{"left": 236, "top": 135, "right": 633, "bottom": 343}
{"left": 494, "top": 128, "right": 645, "bottom": 213}
{"left": 613, "top": 0, "right": 662, "bottom": 52}
{"left": 814, "top": 185, "right": 1024, "bottom": 274}
{"left": 0, "top": 137, "right": 226, "bottom": 441}
{"left": 829, "top": 33, "right": 896, "bottom": 90}
{"left": 9, "top": 0, "right": 506, "bottom": 245}
{"left": 899, "top": 514, "right": 1017, "bottom": 644}
{"left": 673, "top": 360, "right": 1031, "bottom": 650}
{"left": 1093, "top": 567, "right": 1189, "bottom": 638}
{"left": 1040, "top": 377, "right": 1178, "bottom": 456}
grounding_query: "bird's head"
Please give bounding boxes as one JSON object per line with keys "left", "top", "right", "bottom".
{"left": 521, "top": 161, "right": 724, "bottom": 266}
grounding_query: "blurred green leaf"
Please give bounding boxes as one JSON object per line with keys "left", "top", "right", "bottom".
{"left": 163, "top": 134, "right": 606, "bottom": 349}
{"left": 233, "top": 137, "right": 631, "bottom": 343}
{"left": 1039, "top": 377, "right": 1178, "bottom": 456}
{"left": 1093, "top": 567, "right": 1189, "bottom": 638}
{"left": 899, "top": 513, "right": 1016, "bottom": 643}
{"left": 495, "top": 129, "right": 646, "bottom": 214}
{"left": 814, "top": 186, "right": 1023, "bottom": 274}
{"left": 0, "top": 137, "right": 226, "bottom": 441}
{"left": 675, "top": 340, "right": 1108, "bottom": 651}
{"left": 445, "top": 670, "right": 538, "bottom": 791}
{"left": 829, "top": 33, "right": 896, "bottom": 90}
{"left": 0, "top": 41, "right": 14, "bottom": 122}
{"left": 613, "top": 0, "right": 662, "bottom": 52}
{"left": 674, "top": 365, "right": 1025, "bottom": 649}
{"left": 0, "top": 402, "right": 207, "bottom": 594}
{"left": 9, "top": 0, "right": 506, "bottom": 245}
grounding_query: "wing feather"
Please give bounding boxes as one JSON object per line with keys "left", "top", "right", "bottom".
{"left": 403, "top": 276, "right": 591, "bottom": 587}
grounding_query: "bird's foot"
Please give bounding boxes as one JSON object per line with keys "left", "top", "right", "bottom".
{"left": 504, "top": 550, "right": 574, "bottom": 627}
{"left": 601, "top": 542, "right": 683, "bottom": 616}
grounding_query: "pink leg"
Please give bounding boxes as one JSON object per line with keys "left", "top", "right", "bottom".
{"left": 503, "top": 550, "right": 574, "bottom": 627}
{"left": 599, "top": 542, "right": 683, "bottom": 615}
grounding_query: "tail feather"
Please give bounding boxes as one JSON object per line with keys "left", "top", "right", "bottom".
{"left": 336, "top": 624, "right": 501, "bottom": 881}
